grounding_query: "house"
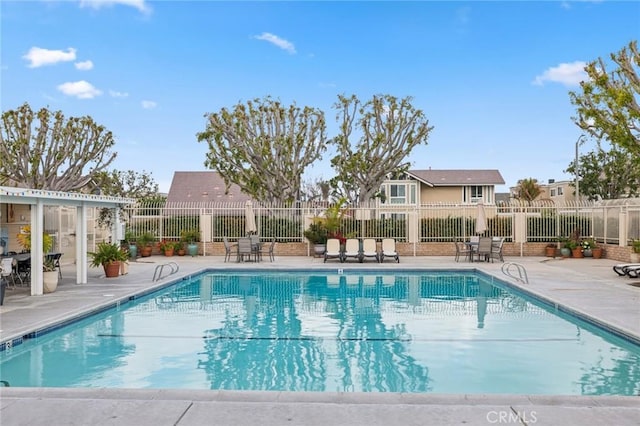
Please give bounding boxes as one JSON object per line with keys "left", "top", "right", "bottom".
{"left": 380, "top": 169, "right": 505, "bottom": 206}
{"left": 508, "top": 179, "right": 577, "bottom": 204}
{"left": 167, "top": 169, "right": 506, "bottom": 206}
{"left": 166, "top": 171, "right": 253, "bottom": 205}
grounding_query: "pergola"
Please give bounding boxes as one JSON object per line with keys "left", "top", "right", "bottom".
{"left": 0, "top": 186, "right": 135, "bottom": 295}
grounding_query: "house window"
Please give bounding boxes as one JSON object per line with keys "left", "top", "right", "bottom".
{"left": 381, "top": 212, "right": 406, "bottom": 220}
{"left": 464, "top": 186, "right": 484, "bottom": 203}
{"left": 550, "top": 189, "right": 556, "bottom": 197}
{"left": 390, "top": 184, "right": 406, "bottom": 204}
{"left": 557, "top": 187, "right": 563, "bottom": 196}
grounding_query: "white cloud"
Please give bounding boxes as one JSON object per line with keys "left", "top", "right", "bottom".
{"left": 75, "top": 60, "right": 94, "bottom": 70}
{"left": 79, "top": 0, "right": 151, "bottom": 14}
{"left": 254, "top": 32, "right": 296, "bottom": 54}
{"left": 141, "top": 100, "right": 157, "bottom": 109}
{"left": 109, "top": 89, "right": 129, "bottom": 98}
{"left": 23, "top": 47, "right": 76, "bottom": 68}
{"left": 57, "top": 80, "right": 102, "bottom": 99}
{"left": 532, "top": 61, "right": 588, "bottom": 87}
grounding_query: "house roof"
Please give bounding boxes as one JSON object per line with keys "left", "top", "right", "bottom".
{"left": 407, "top": 169, "right": 505, "bottom": 187}
{"left": 166, "top": 171, "right": 253, "bottom": 204}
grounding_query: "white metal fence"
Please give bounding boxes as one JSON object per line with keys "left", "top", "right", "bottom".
{"left": 119, "top": 199, "right": 640, "bottom": 247}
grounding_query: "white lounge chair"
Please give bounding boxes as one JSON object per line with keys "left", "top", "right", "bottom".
{"left": 613, "top": 263, "right": 640, "bottom": 276}
{"left": 324, "top": 238, "right": 342, "bottom": 263}
{"left": 343, "top": 238, "right": 362, "bottom": 263}
{"left": 380, "top": 238, "right": 399, "bottom": 263}
{"left": 361, "top": 238, "right": 379, "bottom": 263}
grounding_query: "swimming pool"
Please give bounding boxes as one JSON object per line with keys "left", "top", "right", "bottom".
{"left": 1, "top": 270, "right": 639, "bottom": 395}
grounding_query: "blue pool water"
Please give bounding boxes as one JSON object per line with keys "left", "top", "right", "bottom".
{"left": 1, "top": 270, "right": 639, "bottom": 395}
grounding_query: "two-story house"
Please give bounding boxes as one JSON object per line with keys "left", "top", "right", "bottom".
{"left": 379, "top": 169, "right": 505, "bottom": 206}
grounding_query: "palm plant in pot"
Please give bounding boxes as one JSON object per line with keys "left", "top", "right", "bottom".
{"left": 89, "top": 242, "right": 128, "bottom": 278}
{"left": 304, "top": 220, "right": 329, "bottom": 256}
{"left": 181, "top": 229, "right": 200, "bottom": 257}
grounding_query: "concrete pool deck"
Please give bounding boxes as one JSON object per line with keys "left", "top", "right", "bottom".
{"left": 1, "top": 254, "right": 639, "bottom": 425}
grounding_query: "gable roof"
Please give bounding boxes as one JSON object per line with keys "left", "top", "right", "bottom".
{"left": 407, "top": 169, "right": 505, "bottom": 187}
{"left": 166, "top": 171, "right": 253, "bottom": 204}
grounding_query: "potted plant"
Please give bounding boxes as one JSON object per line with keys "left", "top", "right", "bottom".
{"left": 581, "top": 239, "right": 593, "bottom": 257}
{"left": 159, "top": 240, "right": 179, "bottom": 256}
{"left": 545, "top": 242, "right": 557, "bottom": 257}
{"left": 137, "top": 232, "right": 155, "bottom": 257}
{"left": 181, "top": 229, "right": 200, "bottom": 257}
{"left": 558, "top": 237, "right": 571, "bottom": 258}
{"left": 120, "top": 247, "right": 130, "bottom": 275}
{"left": 89, "top": 242, "right": 127, "bottom": 278}
{"left": 124, "top": 230, "right": 137, "bottom": 259}
{"left": 631, "top": 239, "right": 640, "bottom": 263}
{"left": 176, "top": 241, "right": 186, "bottom": 256}
{"left": 589, "top": 240, "right": 603, "bottom": 259}
{"left": 304, "top": 220, "right": 329, "bottom": 256}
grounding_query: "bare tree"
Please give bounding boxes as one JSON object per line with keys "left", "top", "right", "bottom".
{"left": 92, "top": 170, "right": 161, "bottom": 228}
{"left": 196, "top": 97, "right": 327, "bottom": 205}
{"left": 0, "top": 103, "right": 117, "bottom": 190}
{"left": 330, "top": 94, "right": 433, "bottom": 203}
{"left": 570, "top": 40, "right": 640, "bottom": 155}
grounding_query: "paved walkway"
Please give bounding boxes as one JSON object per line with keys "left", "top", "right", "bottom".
{"left": 1, "top": 254, "right": 639, "bottom": 425}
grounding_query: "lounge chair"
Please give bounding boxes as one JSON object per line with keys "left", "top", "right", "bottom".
{"left": 380, "top": 238, "right": 399, "bottom": 263}
{"left": 324, "top": 238, "right": 342, "bottom": 263}
{"left": 625, "top": 265, "right": 640, "bottom": 278}
{"left": 613, "top": 263, "right": 640, "bottom": 276}
{"left": 361, "top": 238, "right": 379, "bottom": 263}
{"left": 343, "top": 238, "right": 362, "bottom": 263}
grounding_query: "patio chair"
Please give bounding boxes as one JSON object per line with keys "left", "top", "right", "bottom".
{"left": 343, "top": 238, "right": 362, "bottom": 263}
{"left": 361, "top": 238, "right": 379, "bottom": 263}
{"left": 1, "top": 257, "right": 22, "bottom": 288}
{"left": 249, "top": 235, "right": 262, "bottom": 261}
{"left": 475, "top": 237, "right": 493, "bottom": 262}
{"left": 454, "top": 239, "right": 472, "bottom": 262}
{"left": 47, "top": 252, "right": 63, "bottom": 279}
{"left": 489, "top": 237, "right": 504, "bottom": 263}
{"left": 237, "top": 237, "right": 255, "bottom": 262}
{"left": 222, "top": 237, "right": 234, "bottom": 262}
{"left": 380, "top": 238, "right": 399, "bottom": 263}
{"left": 324, "top": 238, "right": 342, "bottom": 263}
{"left": 260, "top": 238, "right": 276, "bottom": 262}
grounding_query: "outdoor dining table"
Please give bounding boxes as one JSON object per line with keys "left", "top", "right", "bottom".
{"left": 0, "top": 252, "right": 63, "bottom": 281}
{"left": 464, "top": 241, "right": 478, "bottom": 262}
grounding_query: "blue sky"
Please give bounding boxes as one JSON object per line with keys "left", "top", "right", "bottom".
{"left": 1, "top": 1, "right": 639, "bottom": 194}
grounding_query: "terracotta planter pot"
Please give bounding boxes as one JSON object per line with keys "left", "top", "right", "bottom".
{"left": 572, "top": 248, "right": 583, "bottom": 258}
{"left": 545, "top": 246, "right": 556, "bottom": 257}
{"left": 103, "top": 261, "right": 120, "bottom": 278}
{"left": 140, "top": 246, "right": 152, "bottom": 257}
{"left": 164, "top": 248, "right": 174, "bottom": 257}
{"left": 592, "top": 247, "right": 603, "bottom": 259}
